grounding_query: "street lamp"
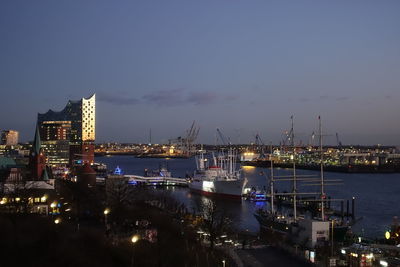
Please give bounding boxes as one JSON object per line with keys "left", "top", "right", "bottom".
{"left": 50, "top": 201, "right": 57, "bottom": 217}
{"left": 131, "top": 235, "right": 140, "bottom": 267}
{"left": 54, "top": 218, "right": 61, "bottom": 224}
{"left": 222, "top": 259, "right": 226, "bottom": 267}
{"left": 104, "top": 208, "right": 110, "bottom": 227}
{"left": 131, "top": 235, "right": 139, "bottom": 243}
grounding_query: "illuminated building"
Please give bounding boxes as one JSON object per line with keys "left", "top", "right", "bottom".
{"left": 1, "top": 130, "right": 19, "bottom": 145}
{"left": 40, "top": 121, "right": 71, "bottom": 166}
{"left": 37, "top": 94, "right": 96, "bottom": 165}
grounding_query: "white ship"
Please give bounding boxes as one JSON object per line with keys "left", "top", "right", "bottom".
{"left": 189, "top": 149, "right": 246, "bottom": 199}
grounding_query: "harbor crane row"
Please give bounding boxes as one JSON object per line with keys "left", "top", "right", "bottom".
{"left": 168, "top": 121, "right": 200, "bottom": 157}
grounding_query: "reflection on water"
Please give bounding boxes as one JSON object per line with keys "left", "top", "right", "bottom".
{"left": 97, "top": 155, "right": 400, "bottom": 238}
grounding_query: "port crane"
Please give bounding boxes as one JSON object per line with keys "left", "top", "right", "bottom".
{"left": 254, "top": 133, "right": 265, "bottom": 146}
{"left": 216, "top": 128, "right": 231, "bottom": 146}
{"left": 281, "top": 127, "right": 294, "bottom": 153}
{"left": 253, "top": 133, "right": 266, "bottom": 155}
{"left": 185, "top": 121, "right": 200, "bottom": 155}
{"left": 168, "top": 121, "right": 200, "bottom": 156}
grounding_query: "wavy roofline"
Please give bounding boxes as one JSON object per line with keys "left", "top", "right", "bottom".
{"left": 37, "top": 93, "right": 95, "bottom": 115}
{"left": 82, "top": 93, "right": 96, "bottom": 101}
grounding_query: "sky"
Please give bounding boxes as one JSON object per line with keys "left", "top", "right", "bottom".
{"left": 1, "top": 0, "right": 400, "bottom": 145}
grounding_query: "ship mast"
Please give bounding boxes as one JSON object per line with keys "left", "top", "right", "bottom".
{"left": 319, "top": 116, "right": 325, "bottom": 221}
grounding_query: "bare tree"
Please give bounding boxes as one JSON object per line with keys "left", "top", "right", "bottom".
{"left": 200, "top": 198, "right": 232, "bottom": 249}
{"left": 106, "top": 178, "right": 134, "bottom": 206}
{"left": 105, "top": 177, "right": 136, "bottom": 225}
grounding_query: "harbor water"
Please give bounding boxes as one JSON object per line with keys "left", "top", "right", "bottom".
{"left": 96, "top": 155, "right": 400, "bottom": 238}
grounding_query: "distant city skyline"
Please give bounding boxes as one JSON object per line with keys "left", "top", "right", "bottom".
{"left": 1, "top": 1, "right": 399, "bottom": 145}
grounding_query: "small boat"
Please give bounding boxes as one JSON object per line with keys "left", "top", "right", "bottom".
{"left": 244, "top": 187, "right": 268, "bottom": 201}
{"left": 249, "top": 191, "right": 268, "bottom": 201}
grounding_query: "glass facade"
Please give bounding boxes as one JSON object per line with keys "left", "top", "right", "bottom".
{"left": 82, "top": 94, "right": 95, "bottom": 141}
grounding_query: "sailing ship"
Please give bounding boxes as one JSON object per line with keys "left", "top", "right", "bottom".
{"left": 254, "top": 116, "right": 350, "bottom": 246}
{"left": 189, "top": 149, "right": 247, "bottom": 199}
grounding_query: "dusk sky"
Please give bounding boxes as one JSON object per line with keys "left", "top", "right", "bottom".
{"left": 1, "top": 1, "right": 400, "bottom": 145}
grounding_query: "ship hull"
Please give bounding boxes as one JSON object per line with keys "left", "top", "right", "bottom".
{"left": 254, "top": 213, "right": 349, "bottom": 243}
{"left": 254, "top": 213, "right": 291, "bottom": 234}
{"left": 189, "top": 179, "right": 245, "bottom": 199}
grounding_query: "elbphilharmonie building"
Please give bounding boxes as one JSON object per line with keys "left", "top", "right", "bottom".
{"left": 37, "top": 94, "right": 96, "bottom": 166}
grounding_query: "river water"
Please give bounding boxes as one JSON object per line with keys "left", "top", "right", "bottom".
{"left": 96, "top": 155, "right": 400, "bottom": 238}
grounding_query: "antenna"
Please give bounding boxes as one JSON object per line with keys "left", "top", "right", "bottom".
{"left": 319, "top": 116, "right": 325, "bottom": 221}
{"left": 149, "top": 128, "right": 152, "bottom": 145}
{"left": 336, "top": 132, "right": 343, "bottom": 149}
{"left": 291, "top": 115, "right": 297, "bottom": 221}
{"left": 270, "top": 142, "right": 275, "bottom": 214}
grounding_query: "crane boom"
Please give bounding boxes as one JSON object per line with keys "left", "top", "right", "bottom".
{"left": 216, "top": 128, "right": 231, "bottom": 145}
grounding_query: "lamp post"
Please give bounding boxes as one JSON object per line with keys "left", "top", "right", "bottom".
{"left": 54, "top": 218, "right": 61, "bottom": 233}
{"left": 222, "top": 259, "right": 226, "bottom": 267}
{"left": 50, "top": 201, "right": 57, "bottom": 220}
{"left": 331, "top": 219, "right": 334, "bottom": 257}
{"left": 50, "top": 201, "right": 57, "bottom": 213}
{"left": 131, "top": 235, "right": 140, "bottom": 267}
{"left": 103, "top": 208, "right": 110, "bottom": 227}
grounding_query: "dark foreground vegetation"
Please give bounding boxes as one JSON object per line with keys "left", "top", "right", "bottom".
{"left": 0, "top": 179, "right": 232, "bottom": 267}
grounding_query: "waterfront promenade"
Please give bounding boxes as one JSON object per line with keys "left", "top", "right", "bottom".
{"left": 235, "top": 247, "right": 314, "bottom": 267}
